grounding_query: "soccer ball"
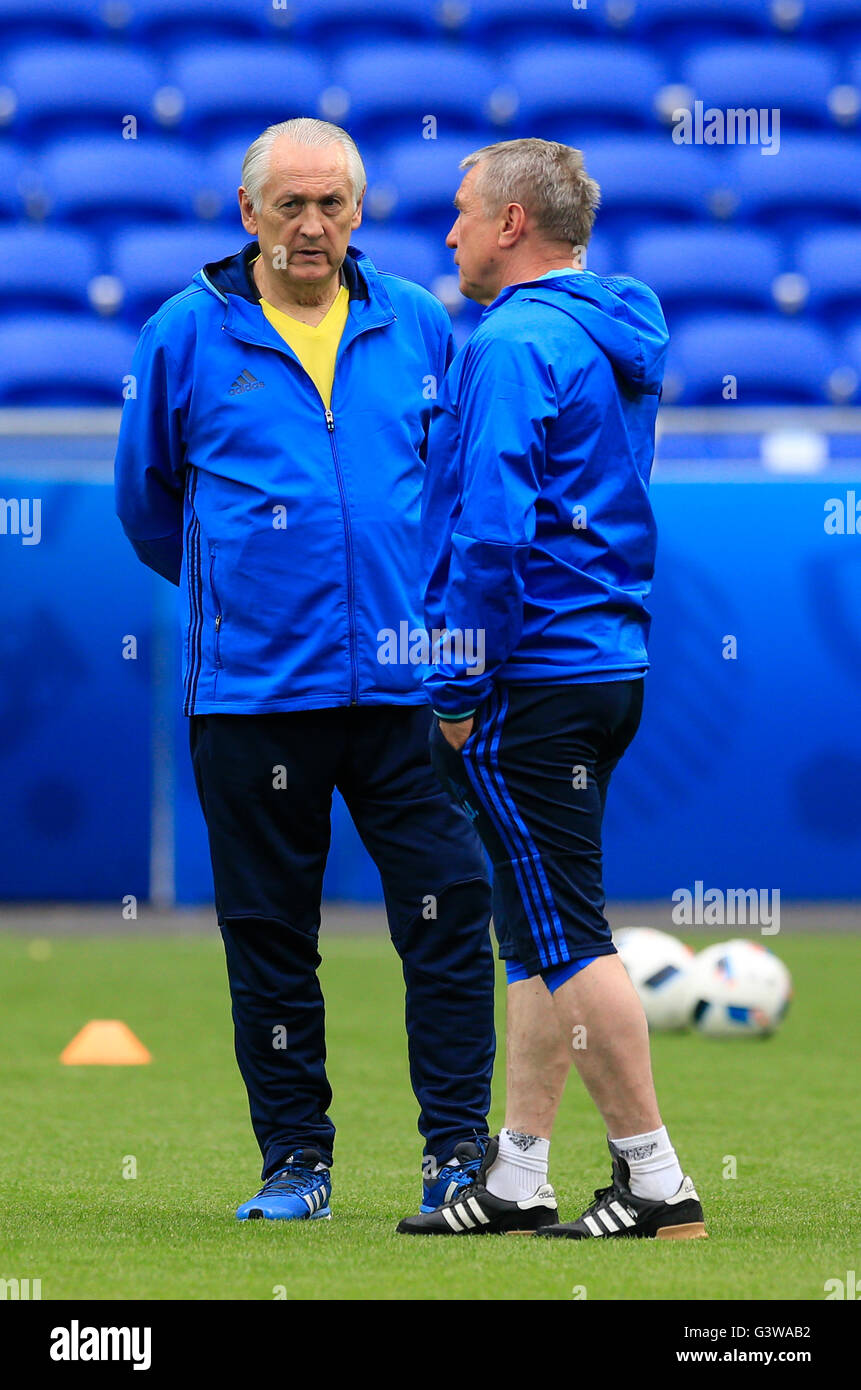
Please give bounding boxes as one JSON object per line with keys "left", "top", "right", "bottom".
{"left": 613, "top": 927, "right": 695, "bottom": 1031}
{"left": 686, "top": 939, "right": 792, "bottom": 1038}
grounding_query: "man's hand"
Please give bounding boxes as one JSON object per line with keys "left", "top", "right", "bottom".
{"left": 438, "top": 717, "right": 474, "bottom": 751}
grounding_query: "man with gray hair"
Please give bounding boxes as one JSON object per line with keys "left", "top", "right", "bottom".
{"left": 399, "top": 139, "right": 707, "bottom": 1239}
{"left": 115, "top": 118, "right": 496, "bottom": 1223}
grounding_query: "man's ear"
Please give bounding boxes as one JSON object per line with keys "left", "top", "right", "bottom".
{"left": 351, "top": 187, "right": 366, "bottom": 232}
{"left": 238, "top": 187, "right": 258, "bottom": 236}
{"left": 497, "top": 201, "right": 527, "bottom": 249}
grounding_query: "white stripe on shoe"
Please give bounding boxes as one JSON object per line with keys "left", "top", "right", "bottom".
{"left": 610, "top": 1200, "right": 636, "bottom": 1228}
{"left": 583, "top": 1214, "right": 605, "bottom": 1237}
{"left": 442, "top": 1206, "right": 464, "bottom": 1232}
{"left": 596, "top": 1208, "right": 620, "bottom": 1233}
{"left": 467, "top": 1197, "right": 491, "bottom": 1225}
{"left": 453, "top": 1203, "right": 476, "bottom": 1228}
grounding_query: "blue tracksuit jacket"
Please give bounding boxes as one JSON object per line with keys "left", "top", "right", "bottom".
{"left": 115, "top": 242, "right": 453, "bottom": 714}
{"left": 421, "top": 270, "right": 669, "bottom": 717}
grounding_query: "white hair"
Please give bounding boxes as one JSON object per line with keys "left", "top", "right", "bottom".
{"left": 241, "top": 117, "right": 366, "bottom": 212}
{"left": 460, "top": 137, "right": 600, "bottom": 249}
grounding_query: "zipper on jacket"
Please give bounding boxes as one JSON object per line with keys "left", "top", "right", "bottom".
{"left": 326, "top": 406, "right": 359, "bottom": 704}
{"left": 210, "top": 551, "right": 223, "bottom": 670}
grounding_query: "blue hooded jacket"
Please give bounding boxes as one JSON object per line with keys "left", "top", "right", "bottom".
{"left": 421, "top": 270, "right": 669, "bottom": 717}
{"left": 115, "top": 242, "right": 453, "bottom": 714}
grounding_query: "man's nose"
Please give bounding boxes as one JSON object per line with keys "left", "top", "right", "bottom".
{"left": 300, "top": 205, "right": 325, "bottom": 238}
{"left": 445, "top": 221, "right": 458, "bottom": 249}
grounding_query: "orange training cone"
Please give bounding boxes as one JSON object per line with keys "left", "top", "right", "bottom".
{"left": 60, "top": 1020, "right": 151, "bottom": 1066}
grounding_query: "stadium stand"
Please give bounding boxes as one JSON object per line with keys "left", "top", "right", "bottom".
{"left": 0, "top": 224, "right": 99, "bottom": 310}
{"left": 0, "top": 314, "right": 139, "bottom": 403}
{"left": 331, "top": 42, "right": 506, "bottom": 137}
{"left": 624, "top": 227, "right": 784, "bottom": 317}
{"left": 163, "top": 43, "right": 327, "bottom": 137}
{"left": 665, "top": 314, "right": 846, "bottom": 404}
{"left": 797, "top": 229, "right": 861, "bottom": 323}
{"left": 681, "top": 43, "right": 841, "bottom": 126}
{"left": 0, "top": 0, "right": 859, "bottom": 400}
{"left": 505, "top": 42, "right": 667, "bottom": 134}
{"left": 4, "top": 43, "right": 162, "bottom": 135}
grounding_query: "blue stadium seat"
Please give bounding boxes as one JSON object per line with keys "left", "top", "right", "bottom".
{"left": 166, "top": 44, "right": 327, "bottom": 139}
{"left": 4, "top": 43, "right": 162, "bottom": 136}
{"left": 625, "top": 228, "right": 782, "bottom": 316}
{"left": 799, "top": 0, "right": 861, "bottom": 43}
{"left": 505, "top": 42, "right": 666, "bottom": 135}
{"left": 290, "top": 0, "right": 444, "bottom": 41}
{"left": 370, "top": 136, "right": 481, "bottom": 230}
{"left": 109, "top": 224, "right": 246, "bottom": 323}
{"left": 332, "top": 43, "right": 504, "bottom": 138}
{"left": 796, "top": 229, "right": 861, "bottom": 321}
{"left": 569, "top": 136, "right": 718, "bottom": 228}
{"left": 463, "top": 0, "right": 607, "bottom": 42}
{"left": 0, "top": 314, "right": 139, "bottom": 404}
{"left": 682, "top": 43, "right": 839, "bottom": 127}
{"left": 666, "top": 315, "right": 843, "bottom": 404}
{"left": 622, "top": 0, "right": 779, "bottom": 40}
{"left": 124, "top": 0, "right": 278, "bottom": 43}
{"left": 0, "top": 0, "right": 105, "bottom": 43}
{"left": 0, "top": 142, "right": 26, "bottom": 219}
{"left": 0, "top": 225, "right": 99, "bottom": 310}
{"left": 730, "top": 138, "right": 861, "bottom": 225}
{"left": 843, "top": 323, "right": 861, "bottom": 382}
{"left": 349, "top": 226, "right": 447, "bottom": 289}
{"left": 39, "top": 138, "right": 202, "bottom": 227}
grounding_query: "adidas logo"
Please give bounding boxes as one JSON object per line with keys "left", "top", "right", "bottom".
{"left": 229, "top": 368, "right": 264, "bottom": 395}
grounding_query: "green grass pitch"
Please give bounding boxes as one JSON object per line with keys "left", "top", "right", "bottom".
{"left": 0, "top": 930, "right": 858, "bottom": 1301}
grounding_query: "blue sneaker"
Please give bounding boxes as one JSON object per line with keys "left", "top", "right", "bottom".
{"left": 235, "top": 1148, "right": 332, "bottom": 1221}
{"left": 421, "top": 1139, "right": 488, "bottom": 1213}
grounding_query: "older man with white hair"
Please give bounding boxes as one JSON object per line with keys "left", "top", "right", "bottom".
{"left": 115, "top": 118, "right": 495, "bottom": 1222}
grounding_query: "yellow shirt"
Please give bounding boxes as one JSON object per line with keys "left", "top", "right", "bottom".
{"left": 260, "top": 285, "right": 350, "bottom": 410}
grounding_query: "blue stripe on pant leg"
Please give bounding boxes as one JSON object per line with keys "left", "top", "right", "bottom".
{"left": 463, "top": 690, "right": 562, "bottom": 968}
{"left": 489, "top": 686, "right": 570, "bottom": 967}
{"left": 461, "top": 693, "right": 552, "bottom": 967}
{"left": 489, "top": 688, "right": 569, "bottom": 966}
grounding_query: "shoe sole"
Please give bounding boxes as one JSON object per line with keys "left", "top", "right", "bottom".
{"left": 244, "top": 1206, "right": 332, "bottom": 1222}
{"left": 656, "top": 1221, "right": 707, "bottom": 1240}
{"left": 398, "top": 1227, "right": 544, "bottom": 1236}
{"left": 398, "top": 1214, "right": 556, "bottom": 1236}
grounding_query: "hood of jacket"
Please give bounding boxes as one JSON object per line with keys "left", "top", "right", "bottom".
{"left": 489, "top": 269, "right": 668, "bottom": 395}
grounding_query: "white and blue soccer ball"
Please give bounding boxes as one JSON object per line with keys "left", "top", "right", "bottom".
{"left": 685, "top": 939, "right": 793, "bottom": 1038}
{"left": 613, "top": 927, "right": 695, "bottom": 1032}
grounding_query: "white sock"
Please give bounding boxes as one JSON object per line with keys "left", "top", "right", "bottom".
{"left": 610, "top": 1126, "right": 684, "bottom": 1201}
{"left": 485, "top": 1128, "right": 550, "bottom": 1201}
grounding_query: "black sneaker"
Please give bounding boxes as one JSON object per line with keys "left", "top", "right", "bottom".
{"left": 537, "top": 1142, "right": 707, "bottom": 1241}
{"left": 397, "top": 1135, "right": 558, "bottom": 1236}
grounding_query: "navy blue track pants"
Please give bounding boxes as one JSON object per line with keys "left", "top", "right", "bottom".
{"left": 189, "top": 703, "right": 495, "bottom": 1178}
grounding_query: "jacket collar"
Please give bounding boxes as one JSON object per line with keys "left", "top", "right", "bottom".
{"left": 199, "top": 240, "right": 373, "bottom": 306}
